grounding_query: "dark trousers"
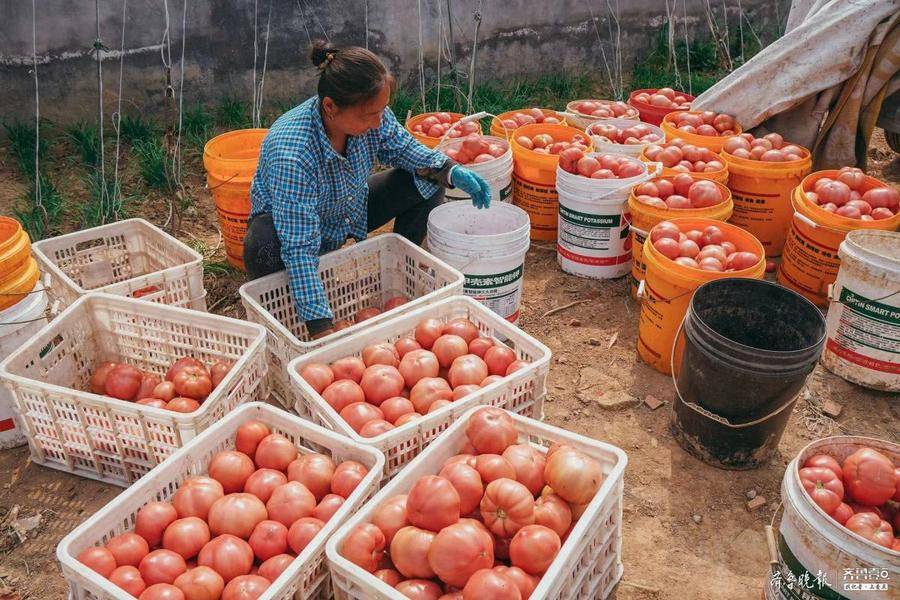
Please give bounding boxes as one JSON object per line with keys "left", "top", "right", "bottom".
{"left": 244, "top": 168, "right": 444, "bottom": 280}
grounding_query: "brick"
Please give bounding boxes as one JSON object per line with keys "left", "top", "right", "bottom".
{"left": 746, "top": 496, "right": 767, "bottom": 512}
{"left": 643, "top": 395, "right": 664, "bottom": 410}
{"left": 821, "top": 400, "right": 842, "bottom": 418}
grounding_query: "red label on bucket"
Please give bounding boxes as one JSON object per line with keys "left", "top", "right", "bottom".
{"left": 826, "top": 339, "right": 900, "bottom": 374}
{"left": 0, "top": 418, "right": 15, "bottom": 432}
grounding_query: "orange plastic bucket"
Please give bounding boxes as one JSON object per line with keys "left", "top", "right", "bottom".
{"left": 723, "top": 147, "right": 812, "bottom": 256}
{"left": 510, "top": 124, "right": 593, "bottom": 241}
{"left": 777, "top": 171, "right": 900, "bottom": 307}
{"left": 637, "top": 217, "right": 765, "bottom": 374}
{"left": 203, "top": 129, "right": 268, "bottom": 269}
{"left": 405, "top": 112, "right": 466, "bottom": 148}
{"left": 638, "top": 146, "right": 729, "bottom": 184}
{"left": 627, "top": 178, "right": 734, "bottom": 297}
{"left": 627, "top": 88, "right": 695, "bottom": 126}
{"left": 0, "top": 217, "right": 32, "bottom": 282}
{"left": 489, "top": 109, "right": 565, "bottom": 137}
{"left": 661, "top": 111, "right": 742, "bottom": 153}
{"left": 0, "top": 256, "right": 39, "bottom": 312}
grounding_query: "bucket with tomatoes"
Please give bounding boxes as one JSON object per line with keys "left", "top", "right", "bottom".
{"left": 627, "top": 88, "right": 694, "bottom": 125}
{"left": 661, "top": 110, "right": 742, "bottom": 153}
{"left": 326, "top": 406, "right": 628, "bottom": 600}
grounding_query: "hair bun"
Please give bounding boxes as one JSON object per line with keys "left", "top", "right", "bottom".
{"left": 310, "top": 40, "right": 337, "bottom": 68}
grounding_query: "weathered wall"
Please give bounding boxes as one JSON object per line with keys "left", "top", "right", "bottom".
{"left": 0, "top": 0, "right": 786, "bottom": 124}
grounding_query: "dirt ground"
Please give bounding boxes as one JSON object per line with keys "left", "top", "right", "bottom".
{"left": 0, "top": 132, "right": 897, "bottom": 600}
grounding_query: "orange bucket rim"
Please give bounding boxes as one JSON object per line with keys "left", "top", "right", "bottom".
{"left": 722, "top": 145, "right": 812, "bottom": 167}
{"left": 0, "top": 217, "right": 24, "bottom": 251}
{"left": 405, "top": 112, "right": 466, "bottom": 142}
{"left": 793, "top": 173, "right": 900, "bottom": 230}
{"left": 662, "top": 110, "right": 744, "bottom": 137}
{"left": 203, "top": 128, "right": 268, "bottom": 163}
{"left": 510, "top": 123, "right": 593, "bottom": 161}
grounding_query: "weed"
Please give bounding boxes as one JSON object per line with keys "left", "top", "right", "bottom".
{"left": 118, "top": 114, "right": 158, "bottom": 145}
{"left": 80, "top": 171, "right": 125, "bottom": 228}
{"left": 133, "top": 138, "right": 175, "bottom": 191}
{"left": 183, "top": 104, "right": 215, "bottom": 150}
{"left": 66, "top": 121, "right": 101, "bottom": 166}
{"left": 215, "top": 98, "right": 251, "bottom": 129}
{"left": 203, "top": 260, "right": 239, "bottom": 278}
{"left": 14, "top": 174, "right": 64, "bottom": 240}
{"left": 3, "top": 121, "right": 47, "bottom": 177}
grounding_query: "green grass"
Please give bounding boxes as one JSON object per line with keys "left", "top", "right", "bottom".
{"left": 215, "top": 98, "right": 252, "bottom": 130}
{"left": 119, "top": 114, "right": 158, "bottom": 145}
{"left": 183, "top": 104, "right": 216, "bottom": 150}
{"left": 4, "top": 121, "right": 47, "bottom": 177}
{"left": 203, "top": 260, "right": 239, "bottom": 278}
{"left": 133, "top": 138, "right": 175, "bottom": 191}
{"left": 80, "top": 171, "right": 125, "bottom": 228}
{"left": 15, "top": 174, "right": 64, "bottom": 240}
{"left": 66, "top": 121, "right": 102, "bottom": 166}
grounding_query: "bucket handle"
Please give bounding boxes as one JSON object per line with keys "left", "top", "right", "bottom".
{"left": 668, "top": 314, "right": 801, "bottom": 429}
{"left": 566, "top": 160, "right": 663, "bottom": 203}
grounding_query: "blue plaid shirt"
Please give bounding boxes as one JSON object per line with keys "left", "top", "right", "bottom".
{"left": 250, "top": 97, "right": 448, "bottom": 321}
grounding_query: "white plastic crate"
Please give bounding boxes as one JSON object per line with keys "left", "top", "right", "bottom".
{"left": 287, "top": 295, "right": 551, "bottom": 480}
{"left": 0, "top": 293, "right": 268, "bottom": 486}
{"left": 32, "top": 218, "right": 206, "bottom": 312}
{"left": 240, "top": 233, "right": 464, "bottom": 409}
{"left": 57, "top": 402, "right": 385, "bottom": 600}
{"left": 326, "top": 406, "right": 628, "bottom": 600}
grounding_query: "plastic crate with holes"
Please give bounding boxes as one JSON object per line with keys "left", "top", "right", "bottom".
{"left": 325, "top": 406, "right": 628, "bottom": 599}
{"left": 0, "top": 293, "right": 268, "bottom": 486}
{"left": 239, "top": 233, "right": 464, "bottom": 409}
{"left": 32, "top": 218, "right": 206, "bottom": 313}
{"left": 56, "top": 402, "right": 385, "bottom": 600}
{"left": 287, "top": 295, "right": 551, "bottom": 480}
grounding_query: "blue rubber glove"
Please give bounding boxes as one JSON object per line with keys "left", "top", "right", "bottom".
{"left": 450, "top": 165, "right": 492, "bottom": 209}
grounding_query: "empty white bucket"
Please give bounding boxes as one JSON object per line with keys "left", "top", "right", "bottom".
{"left": 427, "top": 201, "right": 530, "bottom": 322}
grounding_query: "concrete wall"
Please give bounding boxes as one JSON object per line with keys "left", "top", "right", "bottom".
{"left": 0, "top": 0, "right": 786, "bottom": 124}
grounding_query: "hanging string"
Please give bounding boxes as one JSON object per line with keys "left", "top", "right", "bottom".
{"left": 172, "top": 0, "right": 187, "bottom": 185}
{"left": 435, "top": 0, "right": 442, "bottom": 111}
{"left": 587, "top": 4, "right": 617, "bottom": 100}
{"left": 255, "top": 1, "right": 272, "bottom": 127}
{"left": 252, "top": 0, "right": 258, "bottom": 127}
{"left": 111, "top": 0, "right": 127, "bottom": 220}
{"left": 294, "top": 0, "right": 312, "bottom": 44}
{"left": 466, "top": 0, "right": 483, "bottom": 114}
{"left": 664, "top": 0, "right": 684, "bottom": 91}
{"left": 736, "top": 0, "right": 745, "bottom": 64}
{"left": 416, "top": 0, "right": 426, "bottom": 112}
{"left": 160, "top": 0, "right": 176, "bottom": 229}
{"left": 30, "top": 0, "right": 46, "bottom": 233}
{"left": 364, "top": 0, "right": 369, "bottom": 50}
{"left": 93, "top": 0, "right": 112, "bottom": 223}
{"left": 682, "top": 0, "right": 693, "bottom": 96}
{"left": 301, "top": 0, "right": 330, "bottom": 41}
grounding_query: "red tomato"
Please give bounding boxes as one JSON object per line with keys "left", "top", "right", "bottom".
{"left": 544, "top": 448, "right": 604, "bottom": 504}
{"left": 172, "top": 365, "right": 213, "bottom": 400}
{"left": 286, "top": 516, "right": 324, "bottom": 554}
{"left": 322, "top": 380, "right": 366, "bottom": 413}
{"left": 842, "top": 448, "right": 897, "bottom": 506}
{"left": 331, "top": 460, "right": 368, "bottom": 498}
{"left": 396, "top": 579, "right": 444, "bottom": 600}
{"left": 493, "top": 566, "right": 538, "bottom": 600}
{"left": 166, "top": 397, "right": 200, "bottom": 413}
{"left": 208, "top": 450, "right": 256, "bottom": 493}
{"left": 510, "top": 524, "right": 560, "bottom": 575}
{"left": 172, "top": 477, "right": 224, "bottom": 521}
{"left": 78, "top": 546, "right": 117, "bottom": 577}
{"left": 152, "top": 381, "right": 177, "bottom": 402}
{"left": 222, "top": 574, "right": 270, "bottom": 599}
{"left": 139, "top": 584, "right": 185, "bottom": 600}
{"left": 468, "top": 337, "right": 494, "bottom": 358}
{"left": 534, "top": 493, "right": 573, "bottom": 537}
{"left": 243, "top": 468, "right": 287, "bottom": 504}
{"left": 448, "top": 354, "right": 489, "bottom": 388}
{"left": 383, "top": 295, "right": 409, "bottom": 311}
{"left": 391, "top": 526, "right": 437, "bottom": 578}
{"left": 831, "top": 502, "right": 854, "bottom": 526}
{"left": 110, "top": 565, "right": 147, "bottom": 596}
{"left": 314, "top": 493, "right": 345, "bottom": 522}
{"left": 340, "top": 523, "right": 385, "bottom": 572}
{"left": 299, "top": 363, "right": 334, "bottom": 394}
{"left": 254, "top": 433, "right": 297, "bottom": 472}
{"left": 862, "top": 187, "right": 900, "bottom": 210}
{"left": 197, "top": 535, "right": 254, "bottom": 582}
{"left": 407, "top": 476, "right": 461, "bottom": 532}
{"left": 257, "top": 554, "right": 294, "bottom": 583}
{"left": 166, "top": 357, "right": 206, "bottom": 382}
{"left": 475, "top": 454, "right": 517, "bottom": 484}
{"left": 894, "top": 467, "right": 900, "bottom": 502}
{"left": 209, "top": 360, "right": 232, "bottom": 388}
{"left": 105, "top": 364, "right": 144, "bottom": 400}
{"left": 438, "top": 462, "right": 484, "bottom": 515}
{"left": 415, "top": 318, "right": 445, "bottom": 349}
{"left": 234, "top": 420, "right": 271, "bottom": 458}
{"left": 360, "top": 364, "right": 405, "bottom": 406}
{"left": 481, "top": 478, "right": 536, "bottom": 538}
{"left": 452, "top": 384, "right": 480, "bottom": 401}
{"left": 380, "top": 397, "right": 416, "bottom": 423}
{"left": 432, "top": 335, "right": 470, "bottom": 369}
{"left": 208, "top": 493, "right": 268, "bottom": 538}
{"left": 360, "top": 419, "right": 395, "bottom": 437}
{"left": 444, "top": 454, "right": 477, "bottom": 469}
{"left": 163, "top": 517, "right": 211, "bottom": 559}
{"left": 135, "top": 501, "right": 179, "bottom": 547}
{"left": 106, "top": 532, "right": 150, "bottom": 567}
{"left": 443, "top": 318, "right": 480, "bottom": 344}
{"left": 483, "top": 346, "right": 517, "bottom": 377}
{"left": 339, "top": 402, "right": 384, "bottom": 433}
{"left": 373, "top": 568, "right": 403, "bottom": 587}
{"left": 90, "top": 361, "right": 118, "bottom": 394}
{"left": 139, "top": 549, "right": 187, "bottom": 585}
{"left": 286, "top": 453, "right": 335, "bottom": 501}
{"left": 330, "top": 357, "right": 366, "bottom": 383}
{"left": 462, "top": 569, "right": 521, "bottom": 600}
{"left": 428, "top": 520, "right": 494, "bottom": 587}
{"left": 266, "top": 482, "right": 316, "bottom": 527}
{"left": 410, "top": 377, "right": 453, "bottom": 413}
{"left": 505, "top": 360, "right": 529, "bottom": 376}
{"left": 844, "top": 512, "right": 895, "bottom": 549}
{"left": 362, "top": 343, "right": 400, "bottom": 367}
{"left": 799, "top": 466, "right": 845, "bottom": 514}
{"left": 135, "top": 373, "right": 162, "bottom": 402}
{"left": 372, "top": 494, "right": 409, "bottom": 544}
{"left": 174, "top": 566, "right": 224, "bottom": 600}
{"left": 466, "top": 407, "right": 518, "bottom": 454}
{"left": 395, "top": 337, "right": 422, "bottom": 357}
{"left": 248, "top": 520, "right": 289, "bottom": 561}
{"left": 399, "top": 350, "right": 441, "bottom": 389}
{"left": 502, "top": 444, "right": 546, "bottom": 496}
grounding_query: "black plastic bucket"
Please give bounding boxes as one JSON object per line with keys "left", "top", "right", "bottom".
{"left": 672, "top": 278, "right": 827, "bottom": 469}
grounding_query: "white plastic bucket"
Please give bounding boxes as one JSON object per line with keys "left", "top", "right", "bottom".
{"left": 427, "top": 201, "right": 530, "bottom": 322}
{"left": 564, "top": 100, "right": 640, "bottom": 130}
{"left": 585, "top": 118, "right": 666, "bottom": 158}
{"left": 555, "top": 156, "right": 660, "bottom": 279}
{"left": 821, "top": 230, "right": 900, "bottom": 392}
{"left": 438, "top": 135, "right": 514, "bottom": 205}
{"left": 0, "top": 288, "right": 48, "bottom": 449}
{"left": 780, "top": 436, "right": 899, "bottom": 600}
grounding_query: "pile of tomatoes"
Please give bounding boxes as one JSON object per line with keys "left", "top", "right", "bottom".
{"left": 443, "top": 135, "right": 509, "bottom": 165}
{"left": 570, "top": 100, "right": 638, "bottom": 120}
{"left": 799, "top": 446, "right": 899, "bottom": 550}
{"left": 300, "top": 318, "right": 530, "bottom": 438}
{"left": 633, "top": 176, "right": 726, "bottom": 210}
{"left": 514, "top": 132, "right": 589, "bottom": 156}
{"left": 723, "top": 133, "right": 806, "bottom": 162}
{"left": 90, "top": 357, "right": 232, "bottom": 413}
{"left": 77, "top": 419, "right": 370, "bottom": 599}
{"left": 587, "top": 121, "right": 664, "bottom": 146}
{"left": 558, "top": 152, "right": 646, "bottom": 180}
{"left": 668, "top": 111, "right": 738, "bottom": 137}
{"left": 803, "top": 168, "right": 899, "bottom": 221}
{"left": 326, "top": 295, "right": 409, "bottom": 333}
{"left": 643, "top": 140, "right": 726, "bottom": 173}
{"left": 411, "top": 114, "right": 479, "bottom": 139}
{"left": 650, "top": 221, "right": 760, "bottom": 272}
{"left": 340, "top": 407, "right": 604, "bottom": 599}
{"left": 630, "top": 88, "right": 691, "bottom": 111}
{"left": 496, "top": 109, "right": 561, "bottom": 131}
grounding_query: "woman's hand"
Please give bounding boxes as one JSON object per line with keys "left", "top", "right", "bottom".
{"left": 450, "top": 166, "right": 492, "bottom": 209}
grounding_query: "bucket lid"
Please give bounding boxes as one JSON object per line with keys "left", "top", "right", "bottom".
{"left": 840, "top": 229, "right": 900, "bottom": 271}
